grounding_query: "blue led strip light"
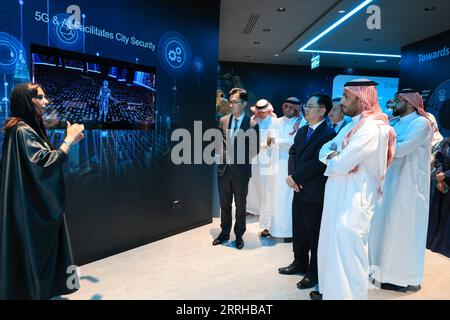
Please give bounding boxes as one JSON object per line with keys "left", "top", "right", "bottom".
{"left": 298, "top": 0, "right": 401, "bottom": 58}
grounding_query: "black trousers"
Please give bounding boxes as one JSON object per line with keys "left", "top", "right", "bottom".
{"left": 218, "top": 169, "right": 249, "bottom": 238}
{"left": 292, "top": 195, "right": 323, "bottom": 280}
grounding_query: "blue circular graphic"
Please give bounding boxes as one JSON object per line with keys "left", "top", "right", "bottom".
{"left": 158, "top": 32, "right": 192, "bottom": 77}
{"left": 428, "top": 79, "right": 450, "bottom": 134}
{"left": 50, "top": 13, "right": 83, "bottom": 50}
{"left": 0, "top": 32, "right": 27, "bottom": 74}
{"left": 192, "top": 55, "right": 205, "bottom": 73}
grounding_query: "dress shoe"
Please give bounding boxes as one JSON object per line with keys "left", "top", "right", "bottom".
{"left": 236, "top": 237, "right": 244, "bottom": 249}
{"left": 297, "top": 275, "right": 318, "bottom": 289}
{"left": 278, "top": 262, "right": 307, "bottom": 275}
{"left": 212, "top": 234, "right": 229, "bottom": 246}
{"left": 407, "top": 285, "right": 421, "bottom": 292}
{"left": 380, "top": 283, "right": 408, "bottom": 292}
{"left": 310, "top": 291, "right": 322, "bottom": 300}
{"left": 283, "top": 237, "right": 293, "bottom": 243}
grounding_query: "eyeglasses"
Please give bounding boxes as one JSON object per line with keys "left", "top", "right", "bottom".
{"left": 303, "top": 105, "right": 324, "bottom": 110}
{"left": 230, "top": 100, "right": 242, "bottom": 105}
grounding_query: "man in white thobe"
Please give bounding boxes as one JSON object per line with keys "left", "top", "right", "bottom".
{"left": 266, "top": 97, "right": 307, "bottom": 240}
{"left": 310, "top": 79, "right": 396, "bottom": 300}
{"left": 369, "top": 89, "right": 433, "bottom": 292}
{"left": 328, "top": 98, "right": 350, "bottom": 134}
{"left": 246, "top": 99, "right": 277, "bottom": 237}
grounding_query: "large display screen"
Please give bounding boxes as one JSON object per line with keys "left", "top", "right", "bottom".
{"left": 31, "top": 45, "right": 156, "bottom": 130}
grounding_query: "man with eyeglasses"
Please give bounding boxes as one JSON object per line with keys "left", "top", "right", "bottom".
{"left": 369, "top": 89, "right": 433, "bottom": 293}
{"left": 328, "top": 98, "right": 350, "bottom": 134}
{"left": 279, "top": 93, "right": 335, "bottom": 291}
{"left": 213, "top": 88, "right": 259, "bottom": 250}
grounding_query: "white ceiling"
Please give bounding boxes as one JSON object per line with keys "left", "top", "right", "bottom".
{"left": 219, "top": 0, "right": 450, "bottom": 70}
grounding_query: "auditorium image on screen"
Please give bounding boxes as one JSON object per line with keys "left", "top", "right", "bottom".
{"left": 30, "top": 45, "right": 156, "bottom": 130}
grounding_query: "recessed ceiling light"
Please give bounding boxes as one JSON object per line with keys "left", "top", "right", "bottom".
{"left": 338, "top": 10, "right": 346, "bottom": 14}
{"left": 262, "top": 28, "right": 271, "bottom": 32}
{"left": 375, "top": 59, "right": 387, "bottom": 63}
{"left": 345, "top": 68, "right": 355, "bottom": 74}
{"left": 274, "top": 54, "right": 279, "bottom": 57}
{"left": 253, "top": 41, "right": 261, "bottom": 44}
{"left": 276, "top": 7, "right": 286, "bottom": 12}
{"left": 424, "top": 5, "right": 437, "bottom": 11}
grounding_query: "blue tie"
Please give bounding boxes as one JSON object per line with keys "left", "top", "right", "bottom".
{"left": 233, "top": 119, "right": 239, "bottom": 135}
{"left": 332, "top": 123, "right": 338, "bottom": 132}
{"left": 306, "top": 127, "right": 314, "bottom": 141}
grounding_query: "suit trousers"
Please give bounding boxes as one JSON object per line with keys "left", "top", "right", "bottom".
{"left": 292, "top": 195, "right": 323, "bottom": 280}
{"left": 218, "top": 169, "right": 249, "bottom": 238}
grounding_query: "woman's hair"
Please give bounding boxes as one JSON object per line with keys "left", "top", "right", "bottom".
{"left": 3, "top": 83, "right": 54, "bottom": 149}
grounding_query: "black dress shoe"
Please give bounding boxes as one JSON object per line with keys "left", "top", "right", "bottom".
{"left": 278, "top": 262, "right": 307, "bottom": 275}
{"left": 283, "top": 237, "right": 293, "bottom": 243}
{"left": 236, "top": 237, "right": 244, "bottom": 249}
{"left": 310, "top": 291, "right": 322, "bottom": 300}
{"left": 297, "top": 276, "right": 318, "bottom": 290}
{"left": 212, "top": 234, "right": 230, "bottom": 246}
{"left": 407, "top": 285, "right": 421, "bottom": 292}
{"left": 380, "top": 283, "right": 408, "bottom": 292}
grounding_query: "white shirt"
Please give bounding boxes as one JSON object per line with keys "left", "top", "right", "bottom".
{"left": 308, "top": 119, "right": 326, "bottom": 132}
{"left": 230, "top": 113, "right": 245, "bottom": 137}
{"left": 332, "top": 118, "right": 347, "bottom": 133}
{"left": 231, "top": 113, "right": 245, "bottom": 130}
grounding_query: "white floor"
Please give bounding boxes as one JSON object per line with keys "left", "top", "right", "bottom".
{"left": 66, "top": 216, "right": 450, "bottom": 300}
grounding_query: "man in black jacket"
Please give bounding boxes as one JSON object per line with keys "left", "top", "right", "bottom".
{"left": 278, "top": 93, "right": 335, "bottom": 289}
{"left": 213, "top": 88, "right": 259, "bottom": 249}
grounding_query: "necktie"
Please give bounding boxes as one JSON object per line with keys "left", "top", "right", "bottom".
{"left": 306, "top": 127, "right": 314, "bottom": 141}
{"left": 232, "top": 119, "right": 239, "bottom": 136}
{"left": 332, "top": 123, "right": 337, "bottom": 132}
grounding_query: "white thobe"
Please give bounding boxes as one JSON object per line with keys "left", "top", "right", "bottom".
{"left": 266, "top": 116, "right": 306, "bottom": 237}
{"left": 428, "top": 113, "right": 443, "bottom": 152}
{"left": 317, "top": 114, "right": 391, "bottom": 300}
{"left": 369, "top": 112, "right": 432, "bottom": 287}
{"left": 246, "top": 115, "right": 276, "bottom": 224}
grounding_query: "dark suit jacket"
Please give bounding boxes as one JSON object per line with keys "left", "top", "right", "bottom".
{"left": 331, "top": 118, "right": 350, "bottom": 133}
{"left": 218, "top": 114, "right": 259, "bottom": 179}
{"left": 288, "top": 121, "right": 336, "bottom": 204}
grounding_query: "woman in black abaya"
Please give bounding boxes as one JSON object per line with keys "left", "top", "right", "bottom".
{"left": 0, "top": 83, "right": 84, "bottom": 299}
{"left": 427, "top": 137, "right": 450, "bottom": 258}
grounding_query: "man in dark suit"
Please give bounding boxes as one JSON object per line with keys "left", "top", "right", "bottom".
{"left": 213, "top": 88, "right": 259, "bottom": 250}
{"left": 328, "top": 98, "right": 350, "bottom": 133}
{"left": 278, "top": 93, "right": 335, "bottom": 289}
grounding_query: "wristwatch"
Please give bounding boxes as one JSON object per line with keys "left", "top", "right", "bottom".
{"left": 63, "top": 140, "right": 72, "bottom": 147}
